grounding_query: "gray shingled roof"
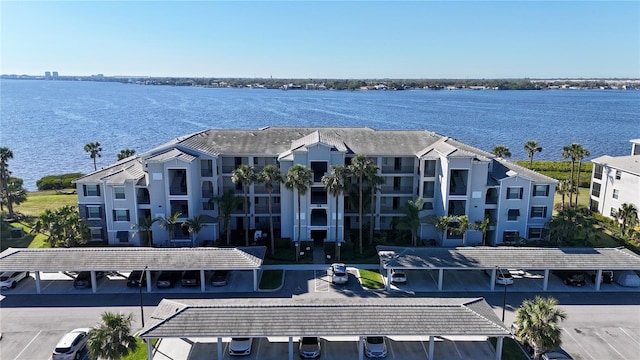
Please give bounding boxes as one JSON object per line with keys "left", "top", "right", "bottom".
{"left": 378, "top": 246, "right": 640, "bottom": 270}
{"left": 492, "top": 159, "right": 559, "bottom": 184}
{"left": 146, "top": 148, "right": 197, "bottom": 163}
{"left": 0, "top": 247, "right": 265, "bottom": 272}
{"left": 138, "top": 297, "right": 509, "bottom": 339}
{"left": 591, "top": 155, "right": 640, "bottom": 176}
{"left": 74, "top": 158, "right": 145, "bottom": 183}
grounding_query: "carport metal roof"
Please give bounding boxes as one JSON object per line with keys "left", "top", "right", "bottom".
{"left": 0, "top": 246, "right": 266, "bottom": 272}
{"left": 138, "top": 297, "right": 510, "bottom": 339}
{"left": 378, "top": 246, "right": 640, "bottom": 270}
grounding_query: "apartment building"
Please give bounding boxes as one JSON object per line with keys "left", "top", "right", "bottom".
{"left": 74, "top": 127, "right": 556, "bottom": 247}
{"left": 589, "top": 139, "right": 640, "bottom": 219}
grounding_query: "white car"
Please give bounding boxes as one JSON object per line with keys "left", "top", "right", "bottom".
{"left": 365, "top": 336, "right": 387, "bottom": 358}
{"left": 485, "top": 269, "right": 514, "bottom": 285}
{"left": 51, "top": 328, "right": 91, "bottom": 360}
{"left": 229, "top": 337, "right": 252, "bottom": 356}
{"left": 0, "top": 271, "right": 29, "bottom": 289}
{"left": 390, "top": 269, "right": 407, "bottom": 284}
{"left": 330, "top": 263, "right": 348, "bottom": 284}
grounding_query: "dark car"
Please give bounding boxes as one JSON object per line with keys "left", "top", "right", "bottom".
{"left": 211, "top": 270, "right": 230, "bottom": 286}
{"left": 126, "top": 270, "right": 147, "bottom": 288}
{"left": 299, "top": 337, "right": 321, "bottom": 359}
{"left": 181, "top": 270, "right": 201, "bottom": 287}
{"left": 155, "top": 271, "right": 182, "bottom": 288}
{"left": 553, "top": 271, "right": 586, "bottom": 287}
{"left": 73, "top": 271, "right": 105, "bottom": 289}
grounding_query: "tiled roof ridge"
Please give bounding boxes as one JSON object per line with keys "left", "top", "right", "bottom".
{"left": 462, "top": 298, "right": 509, "bottom": 331}
{"left": 495, "top": 158, "right": 559, "bottom": 183}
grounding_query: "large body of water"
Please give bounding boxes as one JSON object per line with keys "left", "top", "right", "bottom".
{"left": 1, "top": 79, "right": 638, "bottom": 190}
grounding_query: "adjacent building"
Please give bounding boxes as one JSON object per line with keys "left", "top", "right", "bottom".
{"left": 589, "top": 139, "right": 640, "bottom": 219}
{"left": 74, "top": 127, "right": 557, "bottom": 247}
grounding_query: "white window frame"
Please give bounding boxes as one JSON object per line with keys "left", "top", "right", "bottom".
{"left": 530, "top": 206, "right": 547, "bottom": 218}
{"left": 613, "top": 189, "right": 619, "bottom": 199}
{"left": 87, "top": 206, "right": 101, "bottom": 219}
{"left": 506, "top": 187, "right": 523, "bottom": 199}
{"left": 114, "top": 186, "right": 126, "bottom": 200}
{"left": 615, "top": 170, "right": 621, "bottom": 180}
{"left": 507, "top": 209, "right": 520, "bottom": 221}
{"left": 114, "top": 209, "right": 129, "bottom": 222}
{"left": 533, "top": 184, "right": 549, "bottom": 197}
{"left": 89, "top": 227, "right": 103, "bottom": 241}
{"left": 528, "top": 227, "right": 543, "bottom": 240}
{"left": 86, "top": 184, "right": 100, "bottom": 197}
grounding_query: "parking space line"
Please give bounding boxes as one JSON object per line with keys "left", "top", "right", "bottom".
{"left": 12, "top": 330, "right": 42, "bottom": 360}
{"left": 562, "top": 328, "right": 596, "bottom": 360}
{"left": 594, "top": 331, "right": 625, "bottom": 359}
{"left": 620, "top": 328, "right": 640, "bottom": 345}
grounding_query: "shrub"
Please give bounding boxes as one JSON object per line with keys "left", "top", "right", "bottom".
{"left": 36, "top": 173, "right": 84, "bottom": 190}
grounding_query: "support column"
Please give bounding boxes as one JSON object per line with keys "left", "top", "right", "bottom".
{"left": 35, "top": 271, "right": 41, "bottom": 294}
{"left": 288, "top": 337, "right": 294, "bottom": 360}
{"left": 217, "top": 337, "right": 223, "bottom": 359}
{"left": 495, "top": 336, "right": 504, "bottom": 360}
{"left": 428, "top": 335, "right": 435, "bottom": 360}
{"left": 145, "top": 269, "right": 152, "bottom": 293}
{"left": 386, "top": 268, "right": 391, "bottom": 290}
{"left": 200, "top": 269, "right": 206, "bottom": 292}
{"left": 91, "top": 271, "right": 97, "bottom": 293}
{"left": 358, "top": 336, "right": 364, "bottom": 360}
{"left": 253, "top": 269, "right": 258, "bottom": 291}
{"left": 438, "top": 269, "right": 444, "bottom": 291}
{"left": 543, "top": 269, "right": 549, "bottom": 291}
{"left": 146, "top": 339, "right": 153, "bottom": 360}
{"left": 595, "top": 269, "right": 602, "bottom": 291}
{"left": 490, "top": 269, "right": 496, "bottom": 291}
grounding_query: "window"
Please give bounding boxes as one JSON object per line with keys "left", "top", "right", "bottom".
{"left": 615, "top": 170, "right": 621, "bottom": 180}
{"left": 610, "top": 207, "right": 617, "bottom": 217}
{"left": 114, "top": 186, "right": 125, "bottom": 199}
{"left": 422, "top": 201, "right": 434, "bottom": 210}
{"left": 113, "top": 209, "right": 130, "bottom": 222}
{"left": 90, "top": 228, "right": 103, "bottom": 241}
{"left": 424, "top": 160, "right": 436, "bottom": 177}
{"left": 503, "top": 231, "right": 520, "bottom": 243}
{"left": 613, "top": 189, "right": 619, "bottom": 199}
{"left": 423, "top": 181, "right": 435, "bottom": 198}
{"left": 589, "top": 199, "right": 599, "bottom": 212}
{"left": 116, "top": 231, "right": 129, "bottom": 243}
{"left": 530, "top": 206, "right": 547, "bottom": 218}
{"left": 507, "top": 209, "right": 520, "bottom": 221}
{"left": 528, "top": 228, "right": 543, "bottom": 240}
{"left": 593, "top": 164, "right": 603, "bottom": 180}
{"left": 84, "top": 184, "right": 100, "bottom": 197}
{"left": 202, "top": 201, "right": 214, "bottom": 210}
{"left": 591, "top": 182, "right": 601, "bottom": 197}
{"left": 87, "top": 206, "right": 101, "bottom": 219}
{"left": 507, "top": 187, "right": 523, "bottom": 199}
{"left": 533, "top": 184, "right": 549, "bottom": 197}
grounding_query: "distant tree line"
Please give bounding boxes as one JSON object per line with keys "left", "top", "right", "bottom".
{"left": 36, "top": 173, "right": 85, "bottom": 191}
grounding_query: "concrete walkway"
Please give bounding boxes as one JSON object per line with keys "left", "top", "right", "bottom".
{"left": 313, "top": 245, "right": 326, "bottom": 264}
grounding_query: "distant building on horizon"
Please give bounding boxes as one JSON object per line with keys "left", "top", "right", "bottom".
{"left": 44, "top": 71, "right": 51, "bottom": 80}
{"left": 52, "top": 71, "right": 59, "bottom": 79}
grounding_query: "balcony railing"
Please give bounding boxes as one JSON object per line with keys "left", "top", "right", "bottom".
{"left": 380, "top": 186, "right": 414, "bottom": 194}
{"left": 381, "top": 165, "right": 415, "bottom": 174}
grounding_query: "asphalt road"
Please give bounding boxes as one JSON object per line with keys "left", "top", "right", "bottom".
{"left": 1, "top": 270, "right": 639, "bottom": 360}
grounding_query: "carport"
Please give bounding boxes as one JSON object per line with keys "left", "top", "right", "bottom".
{"left": 0, "top": 246, "right": 265, "bottom": 293}
{"left": 137, "top": 297, "right": 511, "bottom": 360}
{"left": 377, "top": 246, "right": 640, "bottom": 291}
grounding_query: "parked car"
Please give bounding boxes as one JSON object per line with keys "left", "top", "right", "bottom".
{"left": 155, "top": 271, "right": 182, "bottom": 288}
{"left": 483, "top": 269, "right": 514, "bottom": 285}
{"left": 299, "top": 337, "right": 321, "bottom": 359}
{"left": 553, "top": 271, "right": 586, "bottom": 287}
{"left": 73, "top": 271, "right": 105, "bottom": 289}
{"left": 390, "top": 269, "right": 407, "bottom": 284}
{"left": 211, "top": 270, "right": 230, "bottom": 286}
{"left": 51, "top": 328, "right": 91, "bottom": 360}
{"left": 364, "top": 336, "right": 387, "bottom": 358}
{"left": 126, "top": 270, "right": 147, "bottom": 288}
{"left": 0, "top": 271, "right": 29, "bottom": 289}
{"left": 541, "top": 350, "right": 573, "bottom": 360}
{"left": 330, "top": 263, "right": 348, "bottom": 284}
{"left": 586, "top": 270, "right": 614, "bottom": 284}
{"left": 614, "top": 270, "right": 640, "bottom": 287}
{"left": 181, "top": 270, "right": 201, "bottom": 287}
{"left": 228, "top": 337, "right": 252, "bottom": 356}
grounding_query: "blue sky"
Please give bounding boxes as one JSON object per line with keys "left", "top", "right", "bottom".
{"left": 2, "top": 1, "right": 638, "bottom": 79}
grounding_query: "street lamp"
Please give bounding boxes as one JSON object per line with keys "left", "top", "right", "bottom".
{"left": 138, "top": 265, "right": 147, "bottom": 327}
{"left": 497, "top": 266, "right": 507, "bottom": 323}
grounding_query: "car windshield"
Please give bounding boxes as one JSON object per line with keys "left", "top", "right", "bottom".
{"left": 367, "top": 337, "right": 383, "bottom": 344}
{"left": 0, "top": 275, "right": 10, "bottom": 281}
{"left": 54, "top": 347, "right": 72, "bottom": 353}
{"left": 302, "top": 337, "right": 318, "bottom": 344}
{"left": 232, "top": 337, "right": 250, "bottom": 341}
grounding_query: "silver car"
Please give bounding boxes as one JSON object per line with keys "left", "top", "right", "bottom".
{"left": 51, "top": 328, "right": 91, "bottom": 360}
{"left": 299, "top": 337, "right": 321, "bottom": 359}
{"left": 331, "top": 263, "right": 348, "bottom": 284}
{"left": 365, "top": 336, "right": 387, "bottom": 358}
{"left": 0, "top": 271, "right": 29, "bottom": 289}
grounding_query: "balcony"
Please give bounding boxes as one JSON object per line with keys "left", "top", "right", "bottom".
{"left": 169, "top": 169, "right": 188, "bottom": 196}
{"left": 381, "top": 165, "right": 415, "bottom": 174}
{"left": 310, "top": 209, "right": 328, "bottom": 226}
{"left": 136, "top": 188, "right": 150, "bottom": 204}
{"left": 380, "top": 185, "right": 413, "bottom": 194}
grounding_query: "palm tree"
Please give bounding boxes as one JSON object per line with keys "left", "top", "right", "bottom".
{"left": 84, "top": 142, "right": 102, "bottom": 171}
{"left": 132, "top": 216, "right": 159, "bottom": 247}
{"left": 348, "top": 154, "right": 373, "bottom": 254}
{"left": 4, "top": 177, "right": 27, "bottom": 219}
{"left": 322, "top": 165, "right": 350, "bottom": 261}
{"left": 158, "top": 212, "right": 181, "bottom": 247}
{"left": 257, "top": 165, "right": 284, "bottom": 256}
{"left": 562, "top": 143, "right": 583, "bottom": 207}
{"left": 365, "top": 164, "right": 384, "bottom": 245}
{"left": 211, "top": 190, "right": 243, "bottom": 245}
{"left": 473, "top": 216, "right": 492, "bottom": 246}
{"left": 0, "top": 147, "right": 14, "bottom": 216}
{"left": 524, "top": 140, "right": 542, "bottom": 169}
{"left": 117, "top": 149, "right": 136, "bottom": 161}
{"left": 232, "top": 164, "right": 256, "bottom": 246}
{"left": 614, "top": 203, "right": 639, "bottom": 237}
{"left": 450, "top": 215, "right": 470, "bottom": 245}
{"left": 397, "top": 198, "right": 424, "bottom": 246}
{"left": 285, "top": 164, "right": 313, "bottom": 261}
{"left": 429, "top": 215, "right": 450, "bottom": 244}
{"left": 183, "top": 215, "right": 207, "bottom": 247}
{"left": 574, "top": 145, "right": 590, "bottom": 205}
{"left": 514, "top": 296, "right": 567, "bottom": 360}
{"left": 87, "top": 312, "right": 138, "bottom": 360}
{"left": 556, "top": 179, "right": 572, "bottom": 211}
{"left": 491, "top": 145, "right": 511, "bottom": 158}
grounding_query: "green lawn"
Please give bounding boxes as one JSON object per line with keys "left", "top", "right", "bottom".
{"left": 259, "top": 270, "right": 283, "bottom": 290}
{"left": 359, "top": 269, "right": 385, "bottom": 289}
{"left": 122, "top": 338, "right": 157, "bottom": 360}
{"left": 488, "top": 337, "right": 529, "bottom": 360}
{"left": 15, "top": 190, "right": 78, "bottom": 217}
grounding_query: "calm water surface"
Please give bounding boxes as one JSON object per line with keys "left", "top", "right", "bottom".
{"left": 1, "top": 79, "right": 638, "bottom": 190}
